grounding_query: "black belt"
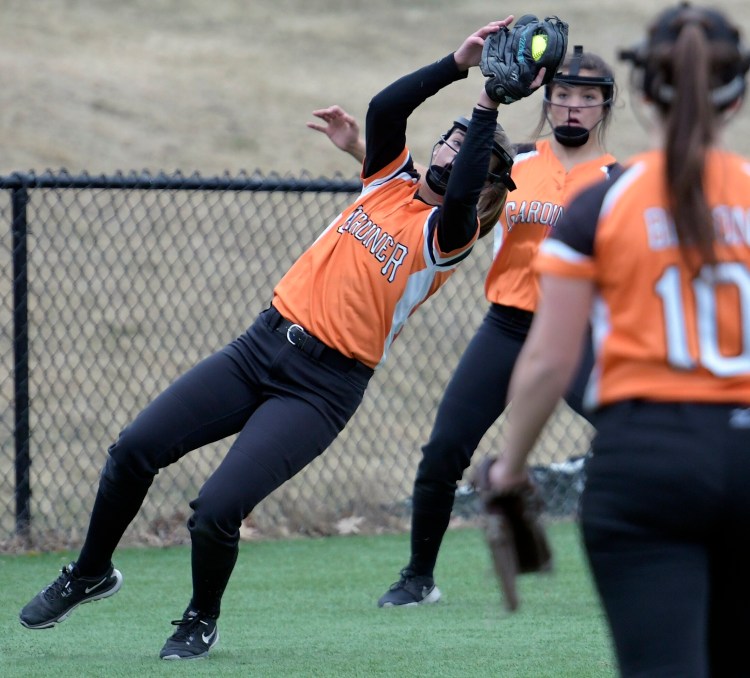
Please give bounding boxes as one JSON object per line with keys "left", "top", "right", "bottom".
{"left": 265, "top": 306, "right": 373, "bottom": 376}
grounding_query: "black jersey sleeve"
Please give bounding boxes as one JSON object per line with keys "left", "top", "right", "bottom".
{"left": 435, "top": 106, "right": 500, "bottom": 253}
{"left": 363, "top": 54, "right": 468, "bottom": 178}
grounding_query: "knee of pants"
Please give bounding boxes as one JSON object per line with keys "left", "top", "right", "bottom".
{"left": 417, "top": 432, "right": 477, "bottom": 488}
{"left": 187, "top": 496, "right": 242, "bottom": 550}
{"left": 102, "top": 424, "right": 168, "bottom": 487}
{"left": 100, "top": 445, "right": 156, "bottom": 502}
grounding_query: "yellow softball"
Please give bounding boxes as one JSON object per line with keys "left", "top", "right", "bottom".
{"left": 531, "top": 34, "right": 548, "bottom": 60}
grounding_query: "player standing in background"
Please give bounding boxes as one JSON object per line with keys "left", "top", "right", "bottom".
{"left": 482, "top": 3, "right": 750, "bottom": 675}
{"left": 377, "top": 47, "right": 621, "bottom": 606}
{"left": 309, "top": 47, "right": 621, "bottom": 607}
{"left": 18, "top": 16, "right": 540, "bottom": 660}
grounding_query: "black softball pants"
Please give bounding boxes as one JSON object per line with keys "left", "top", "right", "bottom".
{"left": 581, "top": 400, "right": 750, "bottom": 678}
{"left": 408, "top": 303, "right": 594, "bottom": 577}
{"left": 76, "top": 306, "right": 373, "bottom": 617}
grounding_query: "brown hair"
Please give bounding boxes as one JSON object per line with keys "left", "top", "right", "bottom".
{"left": 477, "top": 124, "right": 514, "bottom": 238}
{"left": 632, "top": 3, "right": 750, "bottom": 268}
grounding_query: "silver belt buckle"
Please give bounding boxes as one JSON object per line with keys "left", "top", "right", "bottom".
{"left": 286, "top": 323, "right": 306, "bottom": 346}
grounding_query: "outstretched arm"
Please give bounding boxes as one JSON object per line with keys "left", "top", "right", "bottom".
{"left": 436, "top": 60, "right": 547, "bottom": 252}
{"left": 308, "top": 105, "right": 434, "bottom": 175}
{"left": 364, "top": 17, "right": 515, "bottom": 178}
{"left": 306, "top": 106, "right": 365, "bottom": 164}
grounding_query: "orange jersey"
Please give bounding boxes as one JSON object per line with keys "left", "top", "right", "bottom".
{"left": 273, "top": 148, "right": 478, "bottom": 369}
{"left": 536, "top": 148, "right": 750, "bottom": 407}
{"left": 485, "top": 139, "right": 617, "bottom": 311}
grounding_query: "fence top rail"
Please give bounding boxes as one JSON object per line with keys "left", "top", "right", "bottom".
{"left": 0, "top": 170, "right": 362, "bottom": 193}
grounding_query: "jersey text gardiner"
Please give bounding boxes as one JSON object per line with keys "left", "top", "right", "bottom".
{"left": 338, "top": 205, "right": 410, "bottom": 282}
{"left": 504, "top": 199, "right": 563, "bottom": 232}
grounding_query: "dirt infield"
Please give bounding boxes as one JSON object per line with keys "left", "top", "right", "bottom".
{"left": 2, "top": 0, "right": 749, "bottom": 177}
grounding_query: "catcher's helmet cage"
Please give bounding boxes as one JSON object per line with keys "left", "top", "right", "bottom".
{"left": 426, "top": 116, "right": 516, "bottom": 194}
{"left": 424, "top": 121, "right": 461, "bottom": 196}
{"left": 545, "top": 45, "right": 615, "bottom": 107}
{"left": 542, "top": 46, "right": 615, "bottom": 147}
{"left": 450, "top": 117, "right": 516, "bottom": 190}
{"left": 618, "top": 2, "right": 750, "bottom": 110}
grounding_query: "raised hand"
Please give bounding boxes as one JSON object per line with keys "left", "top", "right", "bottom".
{"left": 453, "top": 16, "right": 514, "bottom": 71}
{"left": 306, "top": 105, "right": 364, "bottom": 161}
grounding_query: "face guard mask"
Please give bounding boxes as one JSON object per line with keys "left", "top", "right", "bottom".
{"left": 426, "top": 116, "right": 470, "bottom": 195}
{"left": 544, "top": 45, "right": 614, "bottom": 147}
{"left": 425, "top": 132, "right": 460, "bottom": 196}
{"left": 426, "top": 117, "right": 516, "bottom": 195}
{"left": 618, "top": 6, "right": 750, "bottom": 110}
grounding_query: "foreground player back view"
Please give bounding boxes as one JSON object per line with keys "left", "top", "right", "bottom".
{"left": 479, "top": 3, "right": 750, "bottom": 675}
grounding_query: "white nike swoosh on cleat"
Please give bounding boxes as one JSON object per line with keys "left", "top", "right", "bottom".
{"left": 201, "top": 627, "right": 217, "bottom": 644}
{"left": 84, "top": 577, "right": 109, "bottom": 594}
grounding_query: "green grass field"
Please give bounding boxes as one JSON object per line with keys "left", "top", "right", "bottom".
{"left": 1, "top": 523, "right": 615, "bottom": 677}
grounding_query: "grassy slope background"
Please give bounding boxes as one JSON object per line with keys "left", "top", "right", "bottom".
{"left": 2, "top": 0, "right": 749, "bottom": 178}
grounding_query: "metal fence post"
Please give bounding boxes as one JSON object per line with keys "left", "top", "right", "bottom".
{"left": 11, "top": 178, "right": 31, "bottom": 539}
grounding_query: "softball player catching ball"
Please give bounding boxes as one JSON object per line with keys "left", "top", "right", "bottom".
{"left": 19, "top": 15, "right": 537, "bottom": 660}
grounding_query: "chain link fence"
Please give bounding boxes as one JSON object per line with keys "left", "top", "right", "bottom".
{"left": 0, "top": 170, "right": 593, "bottom": 552}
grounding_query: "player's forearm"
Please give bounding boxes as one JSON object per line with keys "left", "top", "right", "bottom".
{"left": 477, "top": 89, "right": 500, "bottom": 111}
{"left": 437, "top": 106, "right": 498, "bottom": 251}
{"left": 348, "top": 138, "right": 365, "bottom": 164}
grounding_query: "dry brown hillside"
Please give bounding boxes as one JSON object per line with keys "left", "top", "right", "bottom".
{"left": 1, "top": 0, "right": 749, "bottom": 177}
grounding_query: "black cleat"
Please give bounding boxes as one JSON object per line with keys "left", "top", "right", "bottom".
{"left": 19, "top": 562, "right": 123, "bottom": 629}
{"left": 377, "top": 568, "right": 441, "bottom": 607}
{"left": 159, "top": 608, "right": 219, "bottom": 660}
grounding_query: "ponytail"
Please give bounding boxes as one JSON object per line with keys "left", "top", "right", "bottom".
{"left": 663, "top": 25, "right": 716, "bottom": 268}
{"left": 619, "top": 2, "right": 750, "bottom": 270}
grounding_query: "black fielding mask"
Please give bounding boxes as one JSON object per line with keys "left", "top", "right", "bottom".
{"left": 425, "top": 159, "right": 452, "bottom": 196}
{"left": 553, "top": 126, "right": 590, "bottom": 147}
{"left": 618, "top": 3, "right": 750, "bottom": 109}
{"left": 426, "top": 116, "right": 516, "bottom": 194}
{"left": 425, "top": 118, "right": 467, "bottom": 196}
